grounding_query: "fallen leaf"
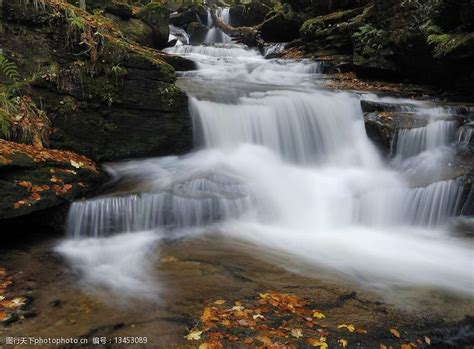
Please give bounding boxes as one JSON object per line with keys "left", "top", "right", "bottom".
{"left": 244, "top": 337, "right": 254, "bottom": 345}
{"left": 214, "top": 299, "right": 226, "bottom": 305}
{"left": 199, "top": 342, "right": 223, "bottom": 349}
{"left": 401, "top": 344, "right": 411, "bottom": 349}
{"left": 17, "top": 181, "right": 32, "bottom": 188}
{"left": 291, "top": 328, "right": 303, "bottom": 338}
{"left": 307, "top": 337, "right": 328, "bottom": 348}
{"left": 313, "top": 311, "right": 325, "bottom": 319}
{"left": 0, "top": 311, "right": 8, "bottom": 322}
{"left": 379, "top": 344, "right": 387, "bottom": 349}
{"left": 338, "top": 338, "right": 348, "bottom": 348}
{"left": 70, "top": 160, "right": 82, "bottom": 168}
{"left": 390, "top": 328, "right": 401, "bottom": 338}
{"left": 184, "top": 330, "right": 203, "bottom": 341}
{"left": 253, "top": 314, "right": 264, "bottom": 320}
{"left": 160, "top": 256, "right": 178, "bottom": 263}
{"left": 256, "top": 336, "right": 272, "bottom": 345}
{"left": 201, "top": 307, "right": 213, "bottom": 322}
{"left": 424, "top": 336, "right": 431, "bottom": 345}
{"left": 338, "top": 324, "right": 355, "bottom": 332}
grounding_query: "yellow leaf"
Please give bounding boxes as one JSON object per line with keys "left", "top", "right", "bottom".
{"left": 256, "top": 336, "right": 272, "bottom": 345}
{"left": 291, "top": 328, "right": 303, "bottom": 338}
{"left": 338, "top": 338, "right": 348, "bottom": 348}
{"left": 307, "top": 338, "right": 328, "bottom": 349}
{"left": 390, "top": 328, "right": 401, "bottom": 338}
{"left": 70, "top": 160, "right": 82, "bottom": 168}
{"left": 214, "top": 299, "right": 226, "bottom": 305}
{"left": 424, "top": 336, "right": 431, "bottom": 345}
{"left": 338, "top": 324, "right": 355, "bottom": 332}
{"left": 201, "top": 307, "right": 213, "bottom": 322}
{"left": 313, "top": 311, "right": 326, "bottom": 319}
{"left": 253, "top": 314, "right": 264, "bottom": 320}
{"left": 184, "top": 330, "right": 203, "bottom": 341}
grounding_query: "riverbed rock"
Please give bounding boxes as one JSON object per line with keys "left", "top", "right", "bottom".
{"left": 229, "top": 1, "right": 271, "bottom": 27}
{"left": 0, "top": 140, "right": 103, "bottom": 221}
{"left": 106, "top": 14, "right": 155, "bottom": 48}
{"left": 188, "top": 22, "right": 209, "bottom": 45}
{"left": 260, "top": 13, "right": 301, "bottom": 43}
{"left": 137, "top": 3, "right": 171, "bottom": 49}
{"left": 170, "top": 5, "right": 207, "bottom": 28}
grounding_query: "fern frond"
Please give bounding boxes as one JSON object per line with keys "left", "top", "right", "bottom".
{"left": 0, "top": 55, "right": 21, "bottom": 83}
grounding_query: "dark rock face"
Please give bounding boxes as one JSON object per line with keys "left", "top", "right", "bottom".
{"left": 2, "top": 0, "right": 192, "bottom": 163}
{"left": 260, "top": 13, "right": 301, "bottom": 43}
{"left": 0, "top": 140, "right": 103, "bottom": 221}
{"left": 137, "top": 3, "right": 171, "bottom": 49}
{"left": 188, "top": 22, "right": 209, "bottom": 45}
{"left": 106, "top": 14, "right": 155, "bottom": 48}
{"left": 229, "top": 1, "right": 271, "bottom": 27}
{"left": 170, "top": 5, "right": 207, "bottom": 28}
{"left": 299, "top": 0, "right": 474, "bottom": 92}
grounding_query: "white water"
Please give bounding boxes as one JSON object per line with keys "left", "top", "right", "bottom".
{"left": 58, "top": 39, "right": 473, "bottom": 297}
{"left": 204, "top": 8, "right": 232, "bottom": 44}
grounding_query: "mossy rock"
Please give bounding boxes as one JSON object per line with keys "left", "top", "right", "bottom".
{"left": 428, "top": 33, "right": 474, "bottom": 60}
{"left": 137, "top": 3, "right": 171, "bottom": 49}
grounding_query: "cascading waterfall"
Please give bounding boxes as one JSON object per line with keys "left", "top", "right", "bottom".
{"left": 204, "top": 8, "right": 232, "bottom": 44}
{"left": 393, "top": 120, "right": 458, "bottom": 159}
{"left": 58, "top": 24, "right": 473, "bottom": 297}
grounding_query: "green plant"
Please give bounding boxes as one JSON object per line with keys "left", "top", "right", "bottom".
{"left": 0, "top": 55, "right": 50, "bottom": 146}
{"left": 0, "top": 55, "right": 21, "bottom": 83}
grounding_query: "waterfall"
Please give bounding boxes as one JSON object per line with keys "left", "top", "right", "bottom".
{"left": 457, "top": 123, "right": 474, "bottom": 148}
{"left": 393, "top": 120, "right": 458, "bottom": 159}
{"left": 204, "top": 8, "right": 232, "bottom": 44}
{"left": 59, "top": 32, "right": 473, "bottom": 296}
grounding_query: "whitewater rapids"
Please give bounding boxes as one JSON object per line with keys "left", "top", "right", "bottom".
{"left": 57, "top": 41, "right": 473, "bottom": 298}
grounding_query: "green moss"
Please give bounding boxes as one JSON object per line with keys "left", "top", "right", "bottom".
{"left": 427, "top": 33, "right": 474, "bottom": 58}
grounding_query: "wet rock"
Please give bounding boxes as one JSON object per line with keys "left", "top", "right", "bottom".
{"left": 187, "top": 22, "right": 209, "bottom": 45}
{"left": 106, "top": 14, "right": 154, "bottom": 48}
{"left": 0, "top": 140, "right": 103, "bottom": 221}
{"left": 260, "top": 13, "right": 301, "bottom": 43}
{"left": 137, "top": 3, "right": 171, "bottom": 49}
{"left": 229, "top": 1, "right": 271, "bottom": 27}
{"left": 170, "top": 5, "right": 207, "bottom": 28}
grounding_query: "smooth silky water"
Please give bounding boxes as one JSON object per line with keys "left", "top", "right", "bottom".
{"left": 57, "top": 30, "right": 473, "bottom": 305}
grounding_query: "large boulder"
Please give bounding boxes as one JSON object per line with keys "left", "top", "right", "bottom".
{"left": 188, "top": 22, "right": 209, "bottom": 45}
{"left": 106, "top": 14, "right": 155, "bottom": 48}
{"left": 260, "top": 13, "right": 301, "bottom": 42}
{"left": 300, "top": 7, "right": 363, "bottom": 55}
{"left": 170, "top": 5, "right": 207, "bottom": 27}
{"left": 229, "top": 1, "right": 271, "bottom": 27}
{"left": 137, "top": 3, "right": 171, "bottom": 49}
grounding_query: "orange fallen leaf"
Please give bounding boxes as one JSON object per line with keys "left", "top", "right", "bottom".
{"left": 390, "top": 328, "right": 401, "bottom": 338}
{"left": 256, "top": 336, "right": 272, "bottom": 345}
{"left": 379, "top": 344, "right": 387, "bottom": 349}
{"left": 400, "top": 344, "right": 411, "bottom": 349}
{"left": 0, "top": 311, "right": 8, "bottom": 322}
{"left": 201, "top": 307, "right": 213, "bottom": 322}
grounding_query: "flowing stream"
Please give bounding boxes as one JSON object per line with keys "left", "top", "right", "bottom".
{"left": 57, "top": 16, "right": 473, "bottom": 300}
